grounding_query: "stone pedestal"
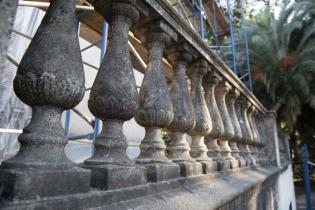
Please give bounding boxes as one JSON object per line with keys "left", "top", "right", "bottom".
{"left": 144, "top": 164, "right": 180, "bottom": 182}
{"left": 175, "top": 161, "right": 202, "bottom": 177}
{"left": 84, "top": 164, "right": 146, "bottom": 190}
{"left": 1, "top": 167, "right": 90, "bottom": 201}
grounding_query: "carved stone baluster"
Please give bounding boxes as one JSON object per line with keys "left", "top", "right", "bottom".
{"left": 257, "top": 112, "right": 268, "bottom": 165}
{"left": 252, "top": 109, "right": 262, "bottom": 165}
{"left": 203, "top": 71, "right": 229, "bottom": 171}
{"left": 165, "top": 42, "right": 203, "bottom": 177}
{"left": 265, "top": 112, "right": 277, "bottom": 165}
{"left": 235, "top": 97, "right": 246, "bottom": 166}
{"left": 0, "top": 0, "right": 91, "bottom": 201}
{"left": 247, "top": 105, "right": 258, "bottom": 166}
{"left": 215, "top": 81, "right": 239, "bottom": 169}
{"left": 83, "top": 0, "right": 147, "bottom": 190}
{"left": 237, "top": 96, "right": 252, "bottom": 166}
{"left": 188, "top": 60, "right": 217, "bottom": 173}
{"left": 135, "top": 20, "right": 180, "bottom": 182}
{"left": 226, "top": 88, "right": 246, "bottom": 168}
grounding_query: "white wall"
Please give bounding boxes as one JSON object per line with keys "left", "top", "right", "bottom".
{"left": 277, "top": 165, "right": 297, "bottom": 210}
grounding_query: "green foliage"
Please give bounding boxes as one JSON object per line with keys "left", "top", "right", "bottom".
{"left": 241, "top": 0, "right": 315, "bottom": 133}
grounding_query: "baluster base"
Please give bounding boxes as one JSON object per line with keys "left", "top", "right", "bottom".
{"left": 175, "top": 161, "right": 203, "bottom": 177}
{"left": 83, "top": 163, "right": 147, "bottom": 190}
{"left": 0, "top": 167, "right": 90, "bottom": 201}
{"left": 220, "top": 152, "right": 239, "bottom": 169}
{"left": 228, "top": 158, "right": 240, "bottom": 169}
{"left": 197, "top": 161, "right": 217, "bottom": 174}
{"left": 215, "top": 159, "right": 231, "bottom": 171}
{"left": 250, "top": 157, "right": 257, "bottom": 166}
{"left": 140, "top": 163, "right": 180, "bottom": 182}
{"left": 236, "top": 158, "right": 247, "bottom": 168}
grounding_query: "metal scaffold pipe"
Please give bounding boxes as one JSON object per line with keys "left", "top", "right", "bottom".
{"left": 18, "top": 1, "right": 94, "bottom": 10}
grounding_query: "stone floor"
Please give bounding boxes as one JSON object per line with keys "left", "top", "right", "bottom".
{"left": 295, "top": 184, "right": 315, "bottom": 210}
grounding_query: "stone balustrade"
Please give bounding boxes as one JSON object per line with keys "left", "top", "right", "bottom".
{"left": 0, "top": 0, "right": 282, "bottom": 209}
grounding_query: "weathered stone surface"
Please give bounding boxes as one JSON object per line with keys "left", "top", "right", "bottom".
{"left": 0, "top": 0, "right": 18, "bottom": 73}
{"left": 203, "top": 71, "right": 230, "bottom": 171}
{"left": 85, "top": 164, "right": 147, "bottom": 190}
{"left": 134, "top": 19, "right": 180, "bottom": 181}
{"left": 165, "top": 41, "right": 202, "bottom": 177}
{"left": 263, "top": 112, "right": 278, "bottom": 165}
{"left": 215, "top": 81, "right": 238, "bottom": 169}
{"left": 0, "top": 167, "right": 90, "bottom": 201}
{"left": 84, "top": 0, "right": 147, "bottom": 189}
{"left": 188, "top": 60, "right": 217, "bottom": 173}
{"left": 247, "top": 105, "right": 258, "bottom": 166}
{"left": 176, "top": 161, "right": 203, "bottom": 177}
{"left": 252, "top": 109, "right": 263, "bottom": 165}
{"left": 0, "top": 165, "right": 281, "bottom": 210}
{"left": 226, "top": 88, "right": 246, "bottom": 168}
{"left": 256, "top": 112, "right": 269, "bottom": 165}
{"left": 0, "top": 0, "right": 91, "bottom": 201}
{"left": 146, "top": 164, "right": 181, "bottom": 182}
{"left": 238, "top": 96, "right": 254, "bottom": 166}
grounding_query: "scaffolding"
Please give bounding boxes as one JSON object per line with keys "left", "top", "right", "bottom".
{"left": 169, "top": 0, "right": 254, "bottom": 91}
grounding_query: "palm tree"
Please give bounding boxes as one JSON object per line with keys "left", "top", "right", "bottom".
{"left": 243, "top": 1, "right": 315, "bottom": 132}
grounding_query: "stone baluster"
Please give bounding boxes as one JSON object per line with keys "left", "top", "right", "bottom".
{"left": 235, "top": 97, "right": 247, "bottom": 166}
{"left": 265, "top": 112, "right": 279, "bottom": 165}
{"left": 188, "top": 60, "right": 217, "bottom": 173}
{"left": 252, "top": 109, "right": 262, "bottom": 165}
{"left": 0, "top": 0, "right": 91, "bottom": 201}
{"left": 83, "top": 0, "right": 147, "bottom": 190}
{"left": 215, "top": 81, "right": 239, "bottom": 169}
{"left": 203, "top": 71, "right": 229, "bottom": 171}
{"left": 237, "top": 96, "right": 252, "bottom": 166}
{"left": 257, "top": 112, "right": 268, "bottom": 165}
{"left": 135, "top": 20, "right": 180, "bottom": 182}
{"left": 247, "top": 104, "right": 258, "bottom": 165}
{"left": 165, "top": 42, "right": 203, "bottom": 177}
{"left": 226, "top": 88, "right": 246, "bottom": 168}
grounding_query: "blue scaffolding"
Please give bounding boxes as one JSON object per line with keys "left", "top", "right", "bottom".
{"left": 225, "top": 0, "right": 253, "bottom": 91}
{"left": 64, "top": 20, "right": 108, "bottom": 140}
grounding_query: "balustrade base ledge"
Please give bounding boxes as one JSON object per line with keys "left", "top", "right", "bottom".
{"left": 144, "top": 163, "right": 180, "bottom": 182}
{"left": 176, "top": 161, "right": 203, "bottom": 177}
{"left": 238, "top": 159, "right": 247, "bottom": 168}
{"left": 82, "top": 164, "right": 147, "bottom": 190}
{"left": 228, "top": 158, "right": 240, "bottom": 169}
{"left": 216, "top": 159, "right": 232, "bottom": 171}
{"left": 199, "top": 161, "right": 217, "bottom": 174}
{"left": 0, "top": 164, "right": 280, "bottom": 210}
{"left": 0, "top": 167, "right": 91, "bottom": 202}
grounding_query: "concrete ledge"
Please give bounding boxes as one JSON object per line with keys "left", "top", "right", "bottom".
{"left": 1, "top": 165, "right": 280, "bottom": 210}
